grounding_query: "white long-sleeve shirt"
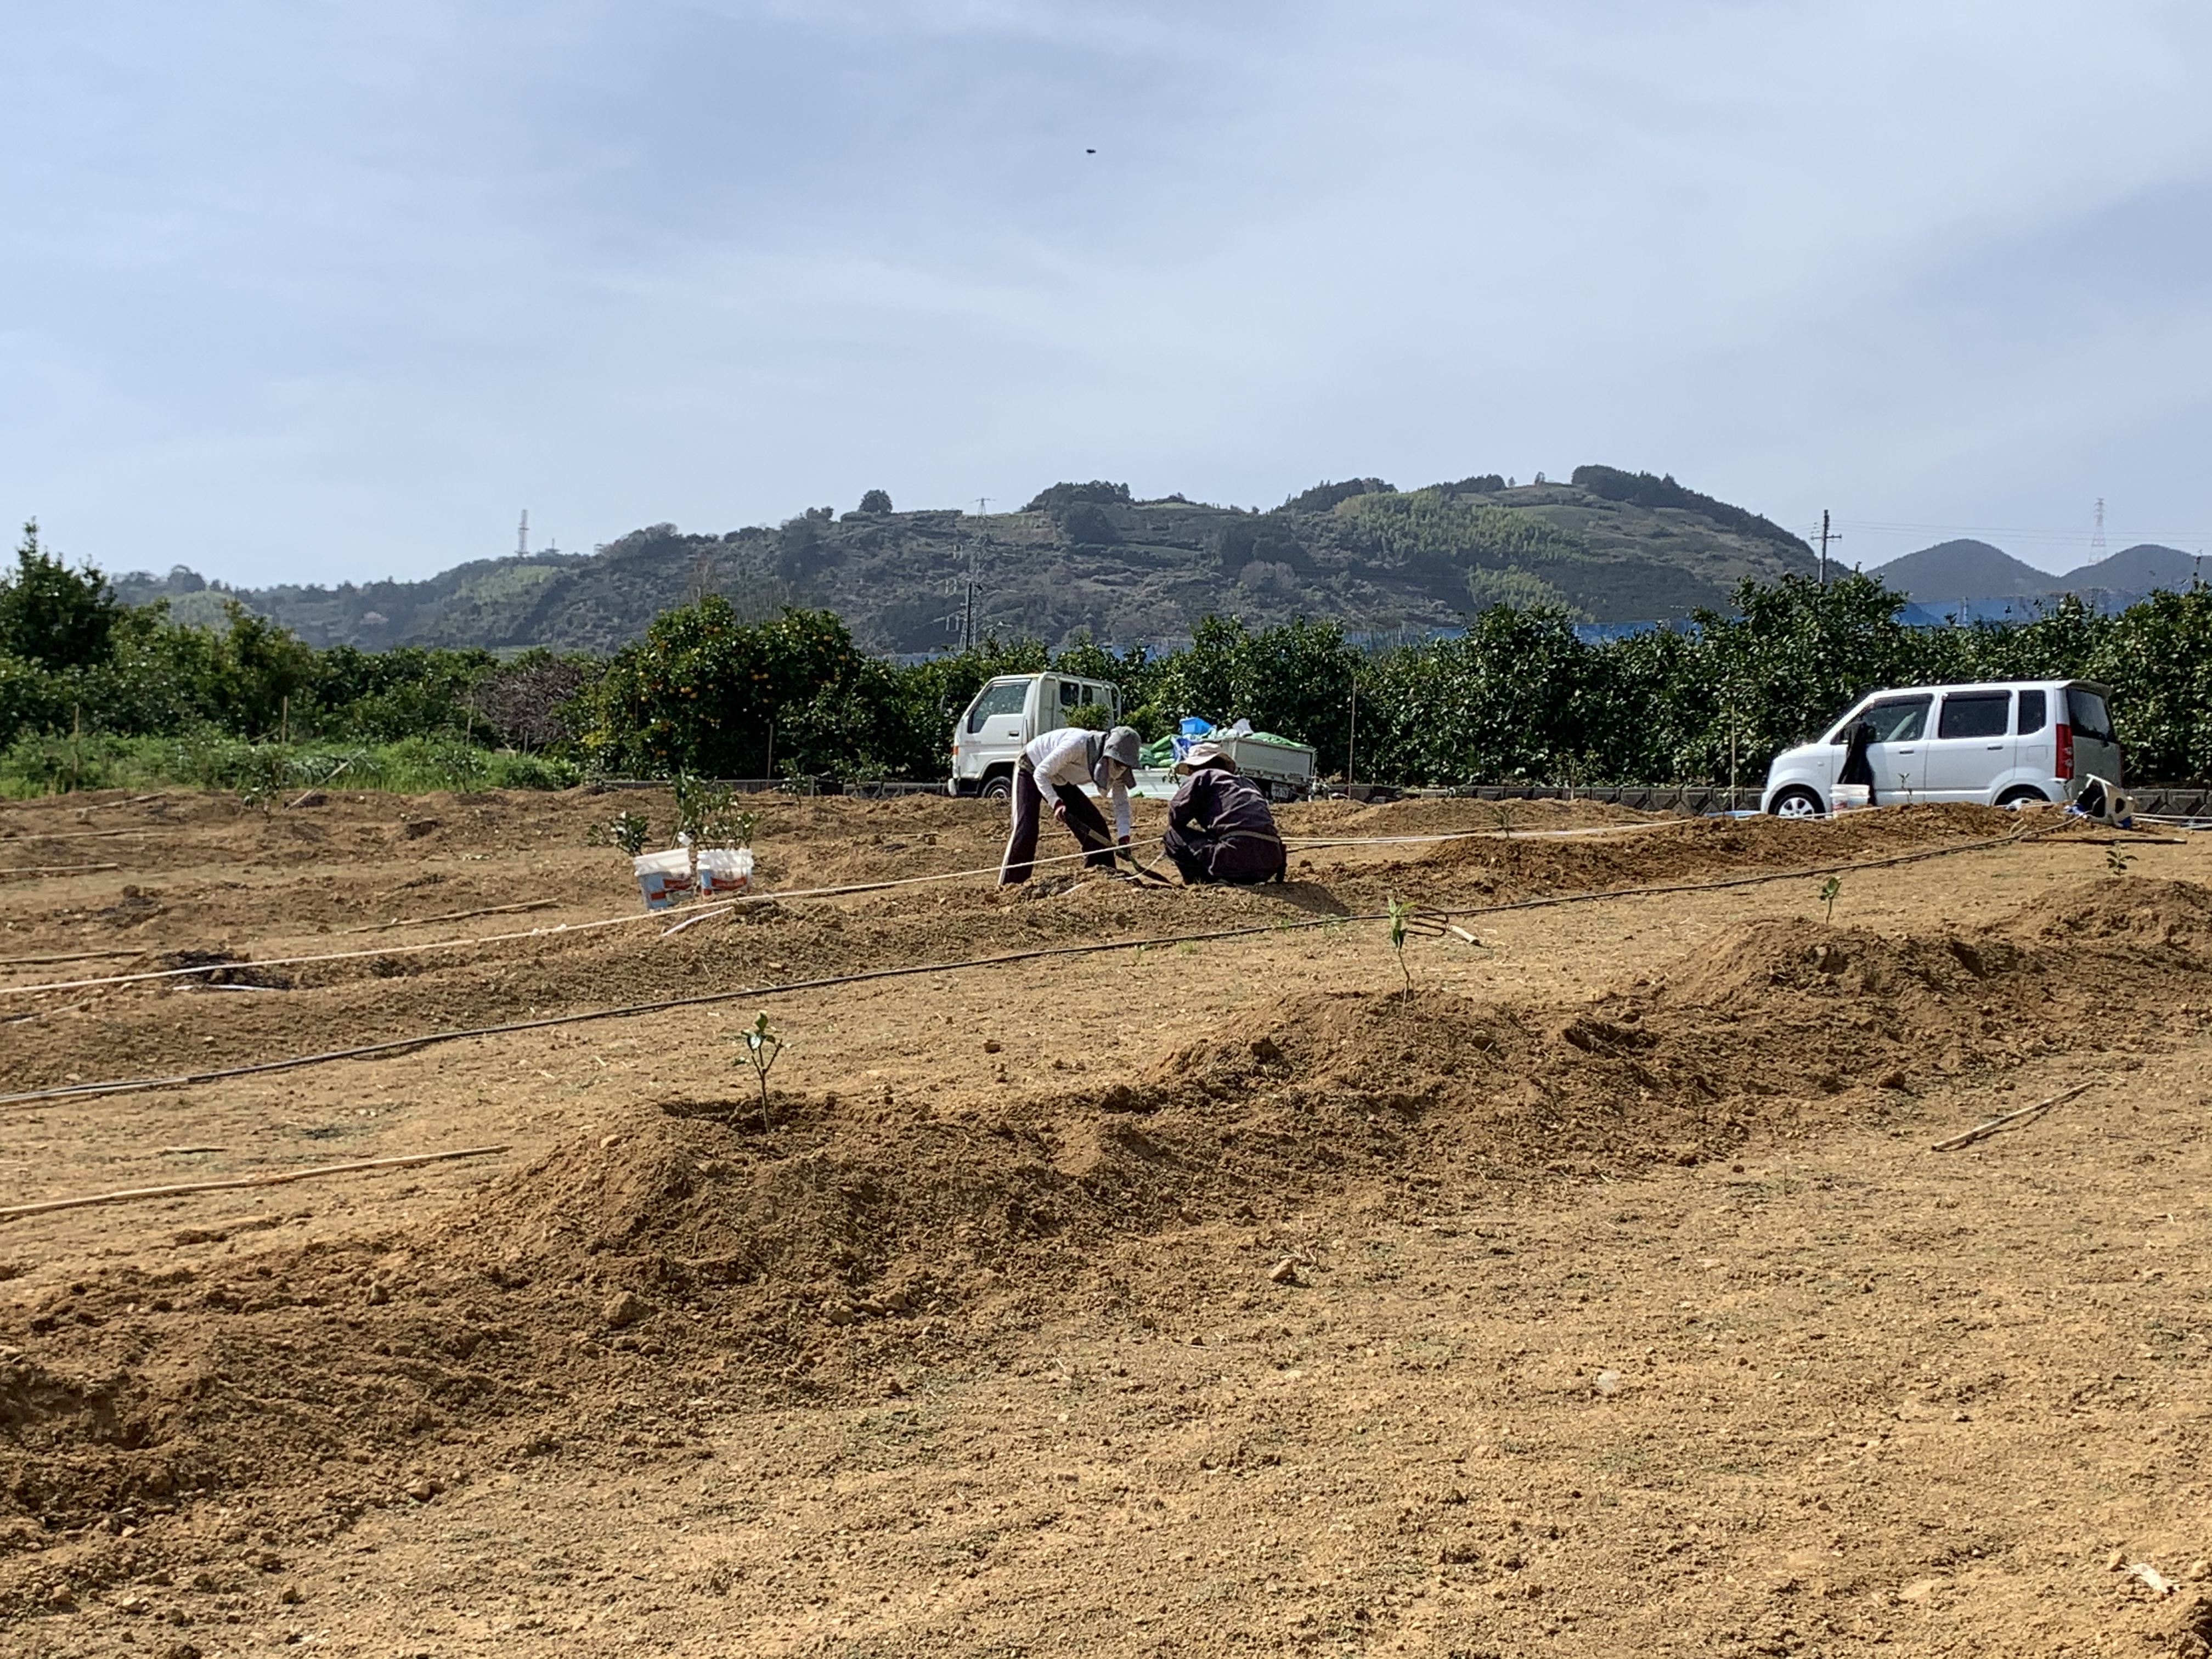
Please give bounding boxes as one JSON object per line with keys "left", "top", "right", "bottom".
{"left": 1023, "top": 727, "right": 1131, "bottom": 840}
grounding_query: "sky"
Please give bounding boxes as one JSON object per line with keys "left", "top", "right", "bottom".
{"left": 4, "top": 1, "right": 2211, "bottom": 587}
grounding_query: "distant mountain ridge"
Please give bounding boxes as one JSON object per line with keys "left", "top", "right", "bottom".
{"left": 109, "top": 466, "right": 1819, "bottom": 654}
{"left": 1871, "top": 538, "right": 2205, "bottom": 605}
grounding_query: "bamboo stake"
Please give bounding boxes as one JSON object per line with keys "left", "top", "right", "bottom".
{"left": 0, "top": 863, "right": 123, "bottom": 880}
{"left": 1932, "top": 1080, "right": 2097, "bottom": 1152}
{"left": 0, "top": 1144, "right": 511, "bottom": 1220}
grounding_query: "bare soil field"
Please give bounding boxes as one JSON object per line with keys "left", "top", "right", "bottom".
{"left": 3, "top": 786, "right": 2210, "bottom": 1657}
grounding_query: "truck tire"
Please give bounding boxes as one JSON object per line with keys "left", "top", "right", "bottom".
{"left": 980, "top": 771, "right": 1013, "bottom": 802}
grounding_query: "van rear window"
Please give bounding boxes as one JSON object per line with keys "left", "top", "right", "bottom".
{"left": 2068, "top": 687, "right": 2114, "bottom": 743}
{"left": 2017, "top": 689, "right": 2046, "bottom": 735}
{"left": 1938, "top": 692, "right": 2010, "bottom": 740}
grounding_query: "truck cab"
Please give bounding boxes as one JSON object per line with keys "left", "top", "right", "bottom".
{"left": 948, "top": 673, "right": 1122, "bottom": 798}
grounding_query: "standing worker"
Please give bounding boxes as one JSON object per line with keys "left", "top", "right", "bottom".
{"left": 1837, "top": 715, "right": 1880, "bottom": 809}
{"left": 1163, "top": 741, "right": 1286, "bottom": 885}
{"left": 1000, "top": 724, "right": 1144, "bottom": 884}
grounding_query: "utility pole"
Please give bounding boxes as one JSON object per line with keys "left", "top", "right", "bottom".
{"left": 1346, "top": 679, "right": 1358, "bottom": 789}
{"left": 1818, "top": 510, "right": 1841, "bottom": 586}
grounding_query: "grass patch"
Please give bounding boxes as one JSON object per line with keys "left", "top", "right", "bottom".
{"left": 0, "top": 732, "right": 581, "bottom": 799}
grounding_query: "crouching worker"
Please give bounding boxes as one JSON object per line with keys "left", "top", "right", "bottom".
{"left": 1163, "top": 741, "right": 1286, "bottom": 885}
{"left": 999, "top": 724, "right": 1143, "bottom": 884}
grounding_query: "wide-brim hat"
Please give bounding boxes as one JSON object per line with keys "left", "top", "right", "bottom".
{"left": 1102, "top": 725, "right": 1143, "bottom": 769}
{"left": 1173, "top": 740, "right": 1238, "bottom": 775}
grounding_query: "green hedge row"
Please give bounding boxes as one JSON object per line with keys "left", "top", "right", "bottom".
{"left": 6, "top": 516, "right": 2210, "bottom": 791}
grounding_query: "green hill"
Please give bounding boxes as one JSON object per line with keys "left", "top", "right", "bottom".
{"left": 112, "top": 466, "right": 1816, "bottom": 653}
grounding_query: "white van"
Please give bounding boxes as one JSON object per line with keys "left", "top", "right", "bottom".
{"left": 1761, "top": 680, "right": 2121, "bottom": 818}
{"left": 948, "top": 673, "right": 1122, "bottom": 799}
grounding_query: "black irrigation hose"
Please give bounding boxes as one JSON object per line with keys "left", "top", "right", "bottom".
{"left": 0, "top": 824, "right": 2060, "bottom": 1114}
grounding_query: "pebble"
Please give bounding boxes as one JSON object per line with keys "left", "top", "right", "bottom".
{"left": 365, "top": 1282, "right": 390, "bottom": 1307}
{"left": 405, "top": 1479, "right": 439, "bottom": 1503}
{"left": 599, "top": 1133, "right": 623, "bottom": 1150}
{"left": 1594, "top": 1370, "right": 1622, "bottom": 1396}
{"left": 1267, "top": 1258, "right": 1301, "bottom": 1285}
{"left": 982, "top": 1040, "right": 1002, "bottom": 1054}
{"left": 601, "top": 1290, "right": 651, "bottom": 1330}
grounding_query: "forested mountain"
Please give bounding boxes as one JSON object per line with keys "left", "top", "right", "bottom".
{"left": 111, "top": 466, "right": 1818, "bottom": 654}
{"left": 1871, "top": 538, "right": 2203, "bottom": 607}
{"left": 1866, "top": 539, "right": 2050, "bottom": 602}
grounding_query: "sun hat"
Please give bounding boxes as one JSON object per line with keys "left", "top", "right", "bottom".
{"left": 1102, "top": 725, "right": 1143, "bottom": 769}
{"left": 1172, "top": 740, "right": 1238, "bottom": 775}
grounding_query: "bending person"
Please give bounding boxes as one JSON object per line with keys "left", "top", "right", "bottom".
{"left": 1163, "top": 741, "right": 1286, "bottom": 885}
{"left": 999, "top": 724, "right": 1143, "bottom": 885}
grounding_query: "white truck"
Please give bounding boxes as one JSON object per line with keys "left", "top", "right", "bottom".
{"left": 947, "top": 672, "right": 1124, "bottom": 799}
{"left": 1203, "top": 730, "right": 1318, "bottom": 800}
{"left": 947, "top": 673, "right": 1321, "bottom": 802}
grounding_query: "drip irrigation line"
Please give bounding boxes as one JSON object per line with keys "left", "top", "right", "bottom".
{"left": 0, "top": 947, "right": 150, "bottom": 968}
{"left": 0, "top": 823, "right": 2050, "bottom": 1114}
{"left": 0, "top": 834, "right": 1159, "bottom": 998}
{"left": 1282, "top": 822, "right": 1675, "bottom": 849}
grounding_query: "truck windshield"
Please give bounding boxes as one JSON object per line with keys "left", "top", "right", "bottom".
{"left": 2067, "top": 687, "right": 2115, "bottom": 743}
{"left": 967, "top": 681, "right": 1028, "bottom": 732}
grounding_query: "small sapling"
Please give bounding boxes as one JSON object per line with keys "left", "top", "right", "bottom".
{"left": 588, "top": 810, "right": 652, "bottom": 856}
{"left": 1387, "top": 895, "right": 1415, "bottom": 1001}
{"left": 2106, "top": 842, "right": 2134, "bottom": 878}
{"left": 736, "top": 1012, "right": 784, "bottom": 1131}
{"left": 1819, "top": 874, "right": 1843, "bottom": 924}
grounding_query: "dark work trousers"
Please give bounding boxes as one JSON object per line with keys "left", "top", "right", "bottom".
{"left": 1162, "top": 825, "right": 1287, "bottom": 885}
{"left": 999, "top": 766, "right": 1119, "bottom": 884}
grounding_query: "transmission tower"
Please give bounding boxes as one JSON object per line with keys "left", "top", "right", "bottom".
{"left": 943, "top": 539, "right": 982, "bottom": 651}
{"left": 2092, "top": 498, "right": 2106, "bottom": 562}
{"left": 517, "top": 510, "right": 529, "bottom": 557}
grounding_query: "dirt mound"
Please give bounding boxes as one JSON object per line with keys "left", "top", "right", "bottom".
{"left": 1278, "top": 796, "right": 1657, "bottom": 837}
{"left": 2013, "top": 877, "right": 2212, "bottom": 957}
{"left": 1663, "top": 919, "right": 2026, "bottom": 1011}
{"left": 1306, "top": 803, "right": 2024, "bottom": 913}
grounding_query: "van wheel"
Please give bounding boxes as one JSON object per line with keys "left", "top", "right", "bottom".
{"left": 980, "top": 774, "right": 1013, "bottom": 802}
{"left": 1768, "top": 787, "right": 1825, "bottom": 820}
{"left": 1996, "top": 785, "right": 2049, "bottom": 808}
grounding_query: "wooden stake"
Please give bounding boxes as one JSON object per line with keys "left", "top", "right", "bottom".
{"left": 0, "top": 1144, "right": 511, "bottom": 1220}
{"left": 1932, "top": 1080, "right": 2097, "bottom": 1152}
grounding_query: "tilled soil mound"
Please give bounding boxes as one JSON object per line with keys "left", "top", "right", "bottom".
{"left": 7, "top": 874, "right": 2209, "bottom": 1611}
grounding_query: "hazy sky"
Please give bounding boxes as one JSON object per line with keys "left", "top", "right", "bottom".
{"left": 5, "top": 1, "right": 2210, "bottom": 586}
